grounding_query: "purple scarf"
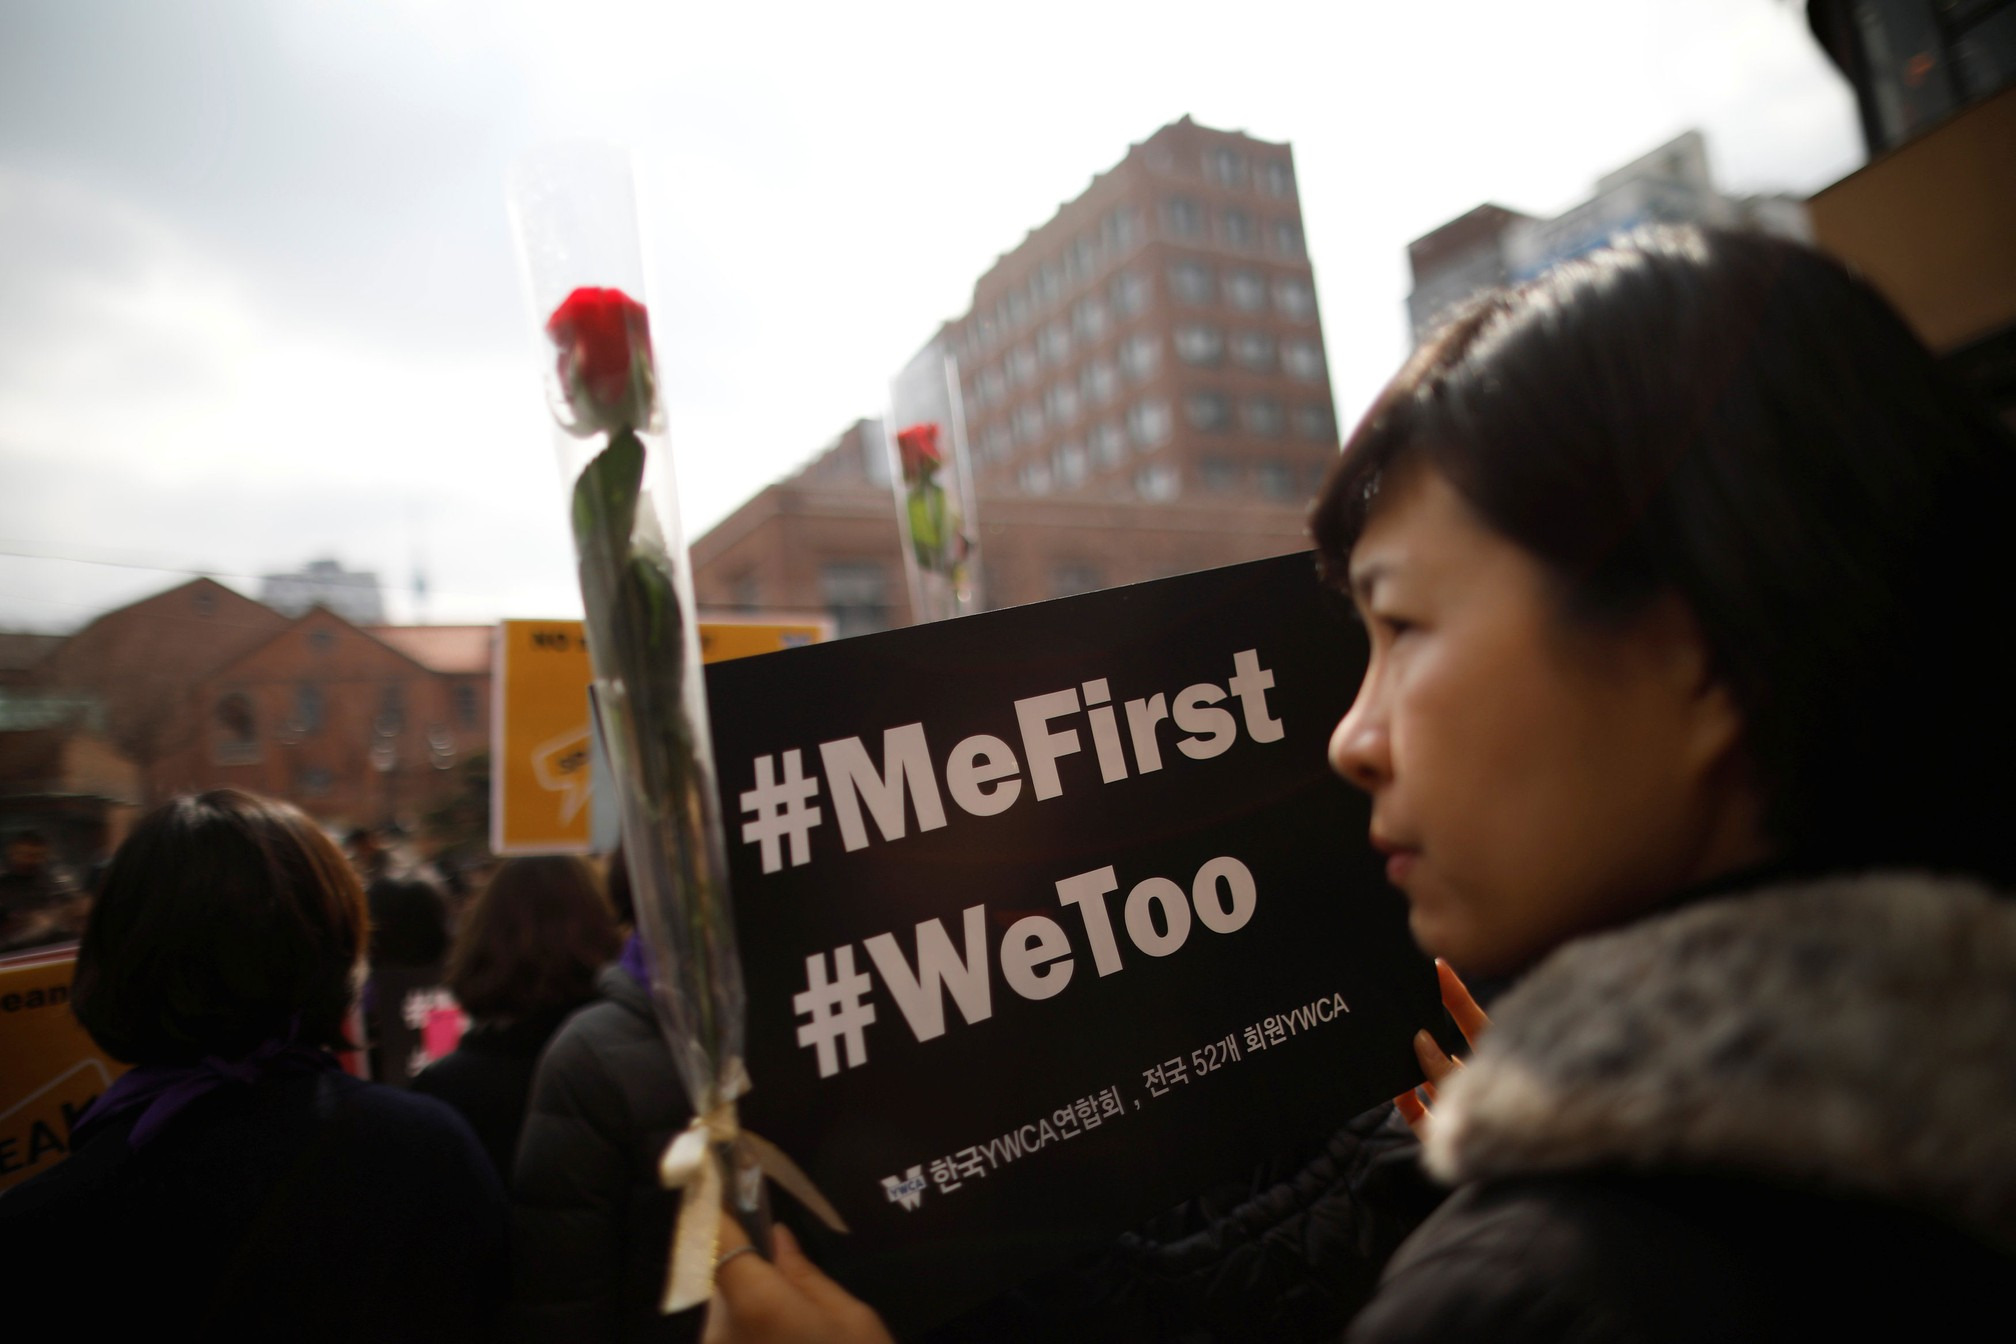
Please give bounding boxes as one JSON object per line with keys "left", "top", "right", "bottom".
{"left": 617, "top": 931, "right": 653, "bottom": 988}
{"left": 75, "top": 1036, "right": 340, "bottom": 1150}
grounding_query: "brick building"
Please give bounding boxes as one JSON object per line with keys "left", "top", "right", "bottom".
{"left": 692, "top": 116, "right": 1339, "bottom": 634}
{"left": 21, "top": 578, "right": 492, "bottom": 832}
{"left": 151, "top": 606, "right": 491, "bottom": 827}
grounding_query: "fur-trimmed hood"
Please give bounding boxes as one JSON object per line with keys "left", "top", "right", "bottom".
{"left": 1424, "top": 872, "right": 2016, "bottom": 1250}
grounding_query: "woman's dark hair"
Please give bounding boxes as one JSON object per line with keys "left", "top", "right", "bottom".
{"left": 72, "top": 789, "right": 367, "bottom": 1063}
{"left": 366, "top": 874, "right": 450, "bottom": 967}
{"left": 447, "top": 856, "right": 618, "bottom": 1020}
{"left": 603, "top": 841, "right": 634, "bottom": 926}
{"left": 1313, "top": 226, "right": 2016, "bottom": 885}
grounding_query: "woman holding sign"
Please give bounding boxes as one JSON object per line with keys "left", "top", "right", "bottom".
{"left": 707, "top": 227, "right": 2016, "bottom": 1340}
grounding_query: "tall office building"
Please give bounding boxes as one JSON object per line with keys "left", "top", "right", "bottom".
{"left": 1405, "top": 131, "right": 1812, "bottom": 344}
{"left": 948, "top": 115, "right": 1339, "bottom": 507}
{"left": 692, "top": 117, "right": 1338, "bottom": 635}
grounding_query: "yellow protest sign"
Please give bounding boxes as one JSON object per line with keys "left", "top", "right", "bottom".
{"left": 0, "top": 950, "right": 126, "bottom": 1192}
{"left": 492, "top": 618, "right": 827, "bottom": 854}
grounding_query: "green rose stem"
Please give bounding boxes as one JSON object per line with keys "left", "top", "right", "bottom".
{"left": 570, "top": 427, "right": 724, "bottom": 1091}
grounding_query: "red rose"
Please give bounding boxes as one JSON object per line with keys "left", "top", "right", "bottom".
{"left": 896, "top": 422, "right": 943, "bottom": 482}
{"left": 546, "top": 286, "right": 657, "bottom": 435}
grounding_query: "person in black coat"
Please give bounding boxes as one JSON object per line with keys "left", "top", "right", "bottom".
{"left": 413, "top": 854, "right": 620, "bottom": 1177}
{"left": 702, "top": 229, "right": 2016, "bottom": 1341}
{"left": 0, "top": 789, "right": 506, "bottom": 1342}
{"left": 504, "top": 844, "right": 704, "bottom": 1344}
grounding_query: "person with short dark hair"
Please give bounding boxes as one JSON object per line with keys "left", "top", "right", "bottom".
{"left": 0, "top": 826, "right": 86, "bottom": 952}
{"left": 701, "top": 227, "right": 2016, "bottom": 1342}
{"left": 0, "top": 789, "right": 506, "bottom": 1342}
{"left": 507, "top": 843, "right": 703, "bottom": 1343}
{"left": 413, "top": 855, "right": 620, "bottom": 1176}
{"left": 361, "top": 872, "right": 457, "bottom": 1085}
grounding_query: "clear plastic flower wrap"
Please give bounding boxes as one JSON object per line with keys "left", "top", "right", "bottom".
{"left": 508, "top": 142, "right": 842, "bottom": 1313}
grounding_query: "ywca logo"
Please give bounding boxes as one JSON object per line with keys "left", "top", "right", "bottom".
{"left": 881, "top": 1166, "right": 926, "bottom": 1211}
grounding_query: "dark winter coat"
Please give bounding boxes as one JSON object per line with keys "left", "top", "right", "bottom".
{"left": 506, "top": 964, "right": 701, "bottom": 1343}
{"left": 1347, "top": 872, "right": 2016, "bottom": 1342}
{"left": 412, "top": 1004, "right": 583, "bottom": 1179}
{"left": 921, "top": 1101, "right": 1441, "bottom": 1343}
{"left": 0, "top": 1069, "right": 506, "bottom": 1342}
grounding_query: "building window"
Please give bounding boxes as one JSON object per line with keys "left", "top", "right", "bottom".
{"left": 1185, "top": 391, "right": 1232, "bottom": 432}
{"left": 1034, "top": 263, "right": 1064, "bottom": 307}
{"left": 1089, "top": 420, "right": 1127, "bottom": 467}
{"left": 1272, "top": 220, "right": 1306, "bottom": 258}
{"left": 1174, "top": 323, "right": 1225, "bottom": 367}
{"left": 1295, "top": 403, "right": 1337, "bottom": 442}
{"left": 1222, "top": 208, "right": 1257, "bottom": 251}
{"left": 1008, "top": 344, "right": 1039, "bottom": 386}
{"left": 974, "top": 367, "right": 1005, "bottom": 408}
{"left": 1199, "top": 456, "right": 1241, "bottom": 492}
{"left": 1206, "top": 146, "right": 1246, "bottom": 188}
{"left": 820, "top": 562, "right": 890, "bottom": 639}
{"left": 1282, "top": 338, "right": 1326, "bottom": 381}
{"left": 1118, "top": 332, "right": 1161, "bottom": 380}
{"left": 1102, "top": 205, "right": 1142, "bottom": 253}
{"left": 307, "top": 627, "right": 336, "bottom": 654}
{"left": 1072, "top": 296, "right": 1109, "bottom": 342}
{"left": 1225, "top": 269, "right": 1267, "bottom": 311}
{"left": 1006, "top": 290, "right": 1029, "bottom": 327}
{"left": 377, "top": 683, "right": 406, "bottom": 736}
{"left": 1053, "top": 441, "right": 1089, "bottom": 489}
{"left": 1051, "top": 563, "right": 1103, "bottom": 598}
{"left": 1163, "top": 197, "right": 1206, "bottom": 239}
{"left": 1014, "top": 403, "right": 1045, "bottom": 445}
{"left": 1126, "top": 398, "right": 1173, "bottom": 448}
{"left": 1067, "top": 234, "right": 1101, "bottom": 281}
{"left": 1019, "top": 461, "right": 1054, "bottom": 495}
{"left": 1274, "top": 276, "right": 1318, "bottom": 321}
{"left": 1231, "top": 330, "right": 1276, "bottom": 371}
{"left": 1259, "top": 160, "right": 1296, "bottom": 197}
{"left": 1044, "top": 381, "right": 1081, "bottom": 426}
{"left": 454, "top": 683, "right": 480, "bottom": 728}
{"left": 1110, "top": 269, "right": 1149, "bottom": 317}
{"left": 1038, "top": 320, "right": 1072, "bottom": 366}
{"left": 1244, "top": 396, "right": 1286, "bottom": 437}
{"left": 1257, "top": 462, "right": 1297, "bottom": 500}
{"left": 1168, "top": 261, "right": 1215, "bottom": 305}
{"left": 294, "top": 684, "right": 324, "bottom": 735}
{"left": 213, "top": 692, "right": 260, "bottom": 765}
{"left": 983, "top": 422, "right": 1013, "bottom": 460}
{"left": 193, "top": 588, "right": 217, "bottom": 616}
{"left": 1135, "top": 464, "right": 1181, "bottom": 501}
{"left": 1080, "top": 358, "right": 1120, "bottom": 405}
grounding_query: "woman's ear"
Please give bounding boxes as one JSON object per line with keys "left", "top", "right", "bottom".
{"left": 1637, "top": 592, "right": 1745, "bottom": 774}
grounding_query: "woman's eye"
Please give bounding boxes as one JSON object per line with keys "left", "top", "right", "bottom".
{"left": 1374, "top": 613, "right": 1416, "bottom": 639}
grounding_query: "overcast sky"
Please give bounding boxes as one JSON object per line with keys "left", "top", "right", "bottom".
{"left": 0, "top": 0, "right": 1862, "bottom": 633}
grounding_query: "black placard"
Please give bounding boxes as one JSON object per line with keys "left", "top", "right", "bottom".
{"left": 707, "top": 552, "right": 1447, "bottom": 1332}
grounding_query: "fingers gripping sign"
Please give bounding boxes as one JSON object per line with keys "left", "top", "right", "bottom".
{"left": 705, "top": 1220, "right": 894, "bottom": 1344}
{"left": 1393, "top": 959, "right": 1491, "bottom": 1138}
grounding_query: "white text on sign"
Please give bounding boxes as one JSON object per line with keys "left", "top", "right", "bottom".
{"left": 741, "top": 649, "right": 1282, "bottom": 874}
{"left": 794, "top": 854, "right": 1259, "bottom": 1078}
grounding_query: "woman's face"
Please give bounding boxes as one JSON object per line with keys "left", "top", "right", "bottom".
{"left": 1328, "top": 462, "right": 1764, "bottom": 978}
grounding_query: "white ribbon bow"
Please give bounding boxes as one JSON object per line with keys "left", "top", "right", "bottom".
{"left": 657, "top": 1104, "right": 850, "bottom": 1313}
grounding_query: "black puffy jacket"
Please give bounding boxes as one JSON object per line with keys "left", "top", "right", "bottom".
{"left": 506, "top": 965, "right": 701, "bottom": 1343}
{"left": 920, "top": 1102, "right": 1441, "bottom": 1343}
